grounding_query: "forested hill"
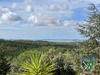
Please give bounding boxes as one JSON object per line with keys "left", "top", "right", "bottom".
{"left": 0, "top": 39, "right": 78, "bottom": 59}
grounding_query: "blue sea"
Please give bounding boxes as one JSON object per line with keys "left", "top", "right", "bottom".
{"left": 35, "top": 39, "right": 85, "bottom": 42}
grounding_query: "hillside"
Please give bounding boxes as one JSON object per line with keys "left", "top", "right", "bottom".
{"left": 0, "top": 39, "right": 78, "bottom": 59}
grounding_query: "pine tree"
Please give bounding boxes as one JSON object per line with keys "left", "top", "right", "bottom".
{"left": 77, "top": 3, "right": 100, "bottom": 73}
{"left": 77, "top": 3, "right": 100, "bottom": 48}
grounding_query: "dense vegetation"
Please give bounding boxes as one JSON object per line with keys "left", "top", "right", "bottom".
{"left": 0, "top": 39, "right": 77, "bottom": 59}
{"left": 0, "top": 38, "right": 99, "bottom": 75}
{"left": 0, "top": 39, "right": 79, "bottom": 75}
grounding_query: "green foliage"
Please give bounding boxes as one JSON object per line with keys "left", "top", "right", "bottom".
{"left": 77, "top": 3, "right": 100, "bottom": 52}
{"left": 0, "top": 49, "right": 10, "bottom": 75}
{"left": 9, "top": 50, "right": 37, "bottom": 74}
{"left": 78, "top": 3, "right": 100, "bottom": 40}
{"left": 17, "top": 51, "right": 56, "bottom": 75}
{"left": 77, "top": 3, "right": 100, "bottom": 73}
{"left": 46, "top": 49, "right": 77, "bottom": 75}
{"left": 1, "top": 38, "right": 99, "bottom": 74}
{"left": 0, "top": 39, "right": 77, "bottom": 60}
{"left": 0, "top": 39, "right": 78, "bottom": 75}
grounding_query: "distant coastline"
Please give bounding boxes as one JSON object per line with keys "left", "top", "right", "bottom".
{"left": 0, "top": 38, "right": 86, "bottom": 42}
{"left": 36, "top": 39, "right": 85, "bottom": 42}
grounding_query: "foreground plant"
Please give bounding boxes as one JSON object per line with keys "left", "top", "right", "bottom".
{"left": 17, "top": 51, "right": 55, "bottom": 75}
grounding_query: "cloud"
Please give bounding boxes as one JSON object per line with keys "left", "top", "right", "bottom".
{"left": 28, "top": 15, "right": 61, "bottom": 26}
{"left": 0, "top": 21, "right": 1, "bottom": 24}
{"left": 61, "top": 3, "right": 69, "bottom": 10}
{"left": 49, "top": 3, "right": 69, "bottom": 11}
{"left": 1, "top": 12, "right": 22, "bottom": 21}
{"left": 49, "top": 4, "right": 59, "bottom": 11}
{"left": 24, "top": 0, "right": 33, "bottom": 4}
{"left": 26, "top": 5, "right": 33, "bottom": 12}
{"left": 12, "top": 3, "right": 17, "bottom": 8}
{"left": 0, "top": 0, "right": 95, "bottom": 26}
{"left": 63, "top": 20, "right": 77, "bottom": 26}
{"left": 0, "top": 7, "right": 9, "bottom": 13}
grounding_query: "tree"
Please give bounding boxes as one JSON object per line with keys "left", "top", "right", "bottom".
{"left": 77, "top": 3, "right": 100, "bottom": 56}
{"left": 77, "top": 3, "right": 100, "bottom": 73}
{"left": 46, "top": 49, "right": 77, "bottom": 75}
{"left": 77, "top": 3, "right": 100, "bottom": 48}
{"left": 0, "top": 48, "right": 10, "bottom": 75}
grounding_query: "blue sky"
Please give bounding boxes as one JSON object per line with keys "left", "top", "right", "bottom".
{"left": 0, "top": 0, "right": 99, "bottom": 40}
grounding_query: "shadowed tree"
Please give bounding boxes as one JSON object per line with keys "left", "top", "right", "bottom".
{"left": 0, "top": 45, "right": 10, "bottom": 75}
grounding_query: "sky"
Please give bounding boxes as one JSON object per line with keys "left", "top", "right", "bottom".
{"left": 0, "top": 0, "right": 99, "bottom": 40}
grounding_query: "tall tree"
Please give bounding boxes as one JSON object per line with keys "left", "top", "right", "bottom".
{"left": 77, "top": 3, "right": 100, "bottom": 48}
{"left": 77, "top": 3, "right": 100, "bottom": 73}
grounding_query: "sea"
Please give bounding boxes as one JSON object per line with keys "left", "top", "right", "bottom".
{"left": 35, "top": 39, "right": 85, "bottom": 42}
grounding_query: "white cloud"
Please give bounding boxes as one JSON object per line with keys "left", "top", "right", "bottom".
{"left": 0, "top": 7, "right": 9, "bottom": 13}
{"left": 63, "top": 20, "right": 77, "bottom": 26}
{"left": 24, "top": 0, "right": 33, "bottom": 4}
{"left": 28, "top": 15, "right": 61, "bottom": 26}
{"left": 38, "top": 13, "right": 42, "bottom": 16}
{"left": 1, "top": 12, "right": 22, "bottom": 21}
{"left": 12, "top": 3, "right": 17, "bottom": 8}
{"left": 49, "top": 4, "right": 59, "bottom": 11}
{"left": 26, "top": 5, "right": 33, "bottom": 12}
{"left": 61, "top": 3, "right": 69, "bottom": 10}
{"left": 0, "top": 21, "right": 2, "bottom": 24}
{"left": 0, "top": 0, "right": 97, "bottom": 26}
{"left": 49, "top": 3, "right": 69, "bottom": 11}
